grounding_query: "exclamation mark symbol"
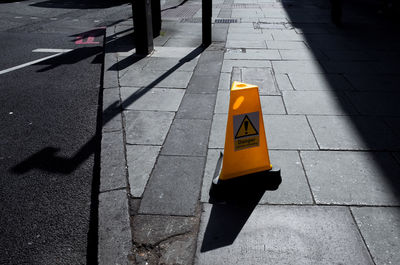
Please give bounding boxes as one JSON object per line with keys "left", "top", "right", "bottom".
{"left": 244, "top": 121, "right": 248, "bottom": 135}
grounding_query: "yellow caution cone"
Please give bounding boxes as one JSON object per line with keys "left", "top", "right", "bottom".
{"left": 210, "top": 81, "right": 281, "bottom": 199}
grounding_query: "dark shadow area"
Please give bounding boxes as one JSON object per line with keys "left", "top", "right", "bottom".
{"left": 282, "top": 0, "right": 400, "bottom": 202}
{"left": 10, "top": 29, "right": 204, "bottom": 175}
{"left": 30, "top": 0, "right": 130, "bottom": 9}
{"left": 200, "top": 153, "right": 282, "bottom": 252}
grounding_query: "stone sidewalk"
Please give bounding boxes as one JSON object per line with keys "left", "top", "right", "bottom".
{"left": 99, "top": 0, "right": 400, "bottom": 264}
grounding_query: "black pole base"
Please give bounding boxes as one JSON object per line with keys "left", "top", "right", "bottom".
{"left": 209, "top": 153, "right": 282, "bottom": 202}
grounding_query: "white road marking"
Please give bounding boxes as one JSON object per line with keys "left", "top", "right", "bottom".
{"left": 0, "top": 49, "right": 72, "bottom": 75}
{"left": 33, "top": 48, "right": 73, "bottom": 53}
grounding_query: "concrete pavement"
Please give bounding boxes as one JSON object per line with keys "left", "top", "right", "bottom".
{"left": 99, "top": 0, "right": 400, "bottom": 264}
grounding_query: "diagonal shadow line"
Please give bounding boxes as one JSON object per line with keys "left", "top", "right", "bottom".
{"left": 10, "top": 45, "right": 205, "bottom": 174}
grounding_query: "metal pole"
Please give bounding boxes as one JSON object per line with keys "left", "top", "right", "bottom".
{"left": 202, "top": 0, "right": 212, "bottom": 46}
{"left": 132, "top": 0, "right": 154, "bottom": 55}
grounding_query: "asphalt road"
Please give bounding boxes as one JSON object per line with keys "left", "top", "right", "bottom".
{"left": 0, "top": 0, "right": 131, "bottom": 264}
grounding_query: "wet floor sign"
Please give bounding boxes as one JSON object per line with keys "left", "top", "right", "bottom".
{"left": 218, "top": 81, "right": 273, "bottom": 180}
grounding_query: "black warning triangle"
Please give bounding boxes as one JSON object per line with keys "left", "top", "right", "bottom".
{"left": 235, "top": 115, "right": 258, "bottom": 139}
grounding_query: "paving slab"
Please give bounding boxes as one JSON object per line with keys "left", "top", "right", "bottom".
{"left": 351, "top": 207, "right": 400, "bottom": 265}
{"left": 176, "top": 93, "right": 216, "bottom": 120}
{"left": 159, "top": 234, "right": 197, "bottom": 265}
{"left": 200, "top": 149, "right": 313, "bottom": 204}
{"left": 161, "top": 119, "right": 212, "bottom": 156}
{"left": 301, "top": 151, "right": 400, "bottom": 205}
{"left": 119, "top": 69, "right": 193, "bottom": 88}
{"left": 266, "top": 40, "right": 309, "bottom": 50}
{"left": 214, "top": 90, "right": 229, "bottom": 114}
{"left": 308, "top": 115, "right": 400, "bottom": 151}
{"left": 195, "top": 205, "right": 374, "bottom": 265}
{"left": 208, "top": 113, "right": 228, "bottom": 149}
{"left": 346, "top": 92, "right": 400, "bottom": 116}
{"left": 288, "top": 73, "right": 352, "bottom": 91}
{"left": 186, "top": 74, "right": 220, "bottom": 94}
{"left": 260, "top": 96, "right": 286, "bottom": 114}
{"left": 98, "top": 190, "right": 131, "bottom": 265}
{"left": 221, "top": 60, "right": 272, "bottom": 73}
{"left": 279, "top": 49, "right": 327, "bottom": 60}
{"left": 282, "top": 90, "right": 356, "bottom": 115}
{"left": 124, "top": 111, "right": 175, "bottom": 145}
{"left": 226, "top": 40, "right": 267, "bottom": 49}
{"left": 126, "top": 145, "right": 161, "bottom": 198}
{"left": 241, "top": 67, "right": 280, "bottom": 95}
{"left": 275, "top": 74, "right": 294, "bottom": 91}
{"left": 263, "top": 115, "right": 318, "bottom": 150}
{"left": 224, "top": 48, "right": 280, "bottom": 60}
{"left": 272, "top": 60, "right": 324, "bottom": 74}
{"left": 227, "top": 33, "right": 273, "bottom": 42}
{"left": 139, "top": 155, "right": 205, "bottom": 216}
{"left": 120, "top": 87, "right": 185, "bottom": 111}
{"left": 164, "top": 37, "right": 202, "bottom": 47}
{"left": 218, "top": 73, "right": 231, "bottom": 91}
{"left": 196, "top": 51, "right": 224, "bottom": 76}
{"left": 132, "top": 215, "right": 197, "bottom": 245}
{"left": 100, "top": 130, "right": 126, "bottom": 192}
{"left": 271, "top": 30, "right": 304, "bottom": 41}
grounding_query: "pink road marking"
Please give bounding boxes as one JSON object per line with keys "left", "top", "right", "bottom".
{"left": 75, "top": 36, "right": 99, "bottom": 45}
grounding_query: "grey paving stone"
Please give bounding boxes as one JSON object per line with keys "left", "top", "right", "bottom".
{"left": 100, "top": 130, "right": 126, "bottom": 192}
{"left": 351, "top": 207, "right": 400, "bottom": 265}
{"left": 271, "top": 30, "right": 304, "bottom": 41}
{"left": 344, "top": 74, "right": 400, "bottom": 91}
{"left": 120, "top": 87, "right": 184, "bottom": 111}
{"left": 176, "top": 93, "right": 216, "bottom": 120}
{"left": 102, "top": 109, "right": 122, "bottom": 133}
{"left": 222, "top": 60, "right": 272, "bottom": 73}
{"left": 226, "top": 40, "right": 267, "bottom": 49}
{"left": 275, "top": 74, "right": 294, "bottom": 91}
{"left": 196, "top": 51, "right": 224, "bottom": 76}
{"left": 227, "top": 33, "right": 272, "bottom": 42}
{"left": 200, "top": 149, "right": 313, "bottom": 204}
{"left": 231, "top": 9, "right": 265, "bottom": 18}
{"left": 103, "top": 69, "right": 119, "bottom": 89}
{"left": 98, "top": 190, "right": 131, "bottom": 265}
{"left": 279, "top": 49, "right": 327, "bottom": 60}
{"left": 208, "top": 114, "right": 228, "bottom": 149}
{"left": 126, "top": 145, "right": 160, "bottom": 198}
{"left": 346, "top": 92, "right": 400, "bottom": 116}
{"left": 288, "top": 73, "right": 352, "bottom": 91}
{"left": 196, "top": 205, "right": 374, "bottom": 265}
{"left": 224, "top": 49, "right": 280, "bottom": 60}
{"left": 139, "top": 155, "right": 205, "bottom": 216}
{"left": 214, "top": 90, "right": 230, "bottom": 114}
{"left": 282, "top": 90, "right": 356, "bottom": 115}
{"left": 161, "top": 119, "right": 212, "bottom": 156}
{"left": 308, "top": 115, "right": 400, "bottom": 151}
{"left": 266, "top": 40, "right": 309, "bottom": 50}
{"left": 263, "top": 115, "right": 318, "bottom": 150}
{"left": 142, "top": 57, "right": 199, "bottom": 72}
{"left": 186, "top": 74, "right": 220, "bottom": 94}
{"left": 272, "top": 60, "right": 324, "bottom": 74}
{"left": 119, "top": 69, "right": 193, "bottom": 88}
{"left": 261, "top": 8, "right": 286, "bottom": 18}
{"left": 164, "top": 37, "right": 202, "bottom": 47}
{"left": 218, "top": 73, "right": 231, "bottom": 91}
{"left": 102, "top": 88, "right": 121, "bottom": 112}
{"left": 213, "top": 24, "right": 229, "bottom": 42}
{"left": 301, "top": 151, "right": 400, "bottom": 205}
{"left": 241, "top": 67, "right": 280, "bottom": 95}
{"left": 260, "top": 96, "right": 286, "bottom": 114}
{"left": 132, "top": 215, "right": 197, "bottom": 245}
{"left": 159, "top": 234, "right": 197, "bottom": 265}
{"left": 124, "top": 111, "right": 175, "bottom": 145}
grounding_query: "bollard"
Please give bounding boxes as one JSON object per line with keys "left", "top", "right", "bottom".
{"left": 132, "top": 0, "right": 154, "bottom": 55}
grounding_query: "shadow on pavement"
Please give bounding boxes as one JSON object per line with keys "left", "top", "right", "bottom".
{"left": 283, "top": 0, "right": 400, "bottom": 202}
{"left": 30, "top": 0, "right": 130, "bottom": 9}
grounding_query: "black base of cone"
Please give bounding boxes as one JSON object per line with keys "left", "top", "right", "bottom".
{"left": 209, "top": 153, "right": 282, "bottom": 202}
